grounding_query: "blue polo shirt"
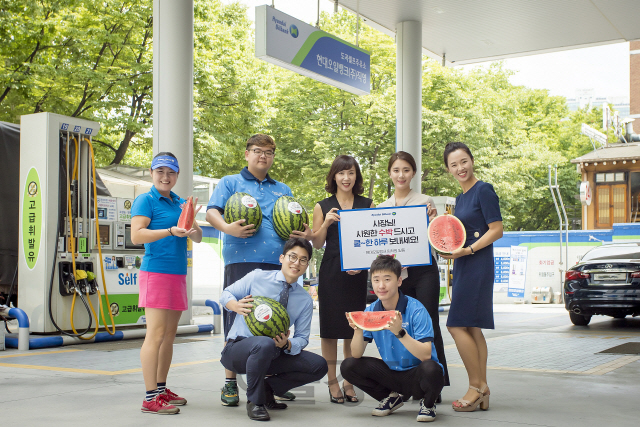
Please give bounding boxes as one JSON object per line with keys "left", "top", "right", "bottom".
{"left": 131, "top": 186, "right": 188, "bottom": 275}
{"left": 220, "top": 269, "right": 312, "bottom": 356}
{"left": 207, "top": 167, "right": 293, "bottom": 266}
{"left": 364, "top": 291, "right": 443, "bottom": 372}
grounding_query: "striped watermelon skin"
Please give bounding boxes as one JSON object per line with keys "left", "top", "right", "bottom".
{"left": 245, "top": 296, "right": 290, "bottom": 338}
{"left": 272, "top": 196, "right": 309, "bottom": 241}
{"left": 224, "top": 192, "right": 262, "bottom": 232}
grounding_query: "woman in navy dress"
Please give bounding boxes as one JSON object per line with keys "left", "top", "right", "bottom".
{"left": 440, "top": 142, "right": 503, "bottom": 412}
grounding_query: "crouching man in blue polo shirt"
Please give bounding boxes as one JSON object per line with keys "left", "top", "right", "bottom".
{"left": 341, "top": 255, "right": 445, "bottom": 422}
{"left": 220, "top": 238, "right": 328, "bottom": 421}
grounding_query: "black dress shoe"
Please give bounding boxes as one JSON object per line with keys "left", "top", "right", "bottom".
{"left": 246, "top": 401, "right": 270, "bottom": 421}
{"left": 265, "top": 400, "right": 288, "bottom": 410}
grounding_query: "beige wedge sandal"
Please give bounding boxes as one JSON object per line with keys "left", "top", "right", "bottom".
{"left": 452, "top": 385, "right": 489, "bottom": 412}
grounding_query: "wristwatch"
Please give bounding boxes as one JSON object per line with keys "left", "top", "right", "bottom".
{"left": 394, "top": 329, "right": 406, "bottom": 339}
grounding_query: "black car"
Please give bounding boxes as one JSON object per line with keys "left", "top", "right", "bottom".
{"left": 564, "top": 243, "right": 640, "bottom": 325}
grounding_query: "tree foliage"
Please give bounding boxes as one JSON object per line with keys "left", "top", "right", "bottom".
{"left": 1, "top": 3, "right": 610, "bottom": 231}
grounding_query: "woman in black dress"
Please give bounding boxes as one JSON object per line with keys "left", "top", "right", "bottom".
{"left": 377, "top": 151, "right": 450, "bottom": 389}
{"left": 311, "top": 155, "right": 374, "bottom": 404}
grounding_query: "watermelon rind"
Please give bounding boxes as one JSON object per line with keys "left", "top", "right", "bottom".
{"left": 272, "top": 196, "right": 309, "bottom": 241}
{"left": 245, "top": 296, "right": 290, "bottom": 338}
{"left": 427, "top": 215, "right": 466, "bottom": 255}
{"left": 224, "top": 192, "right": 263, "bottom": 233}
{"left": 347, "top": 310, "right": 397, "bottom": 332}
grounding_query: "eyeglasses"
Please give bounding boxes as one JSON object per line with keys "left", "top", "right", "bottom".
{"left": 249, "top": 148, "right": 275, "bottom": 158}
{"left": 287, "top": 253, "right": 309, "bottom": 266}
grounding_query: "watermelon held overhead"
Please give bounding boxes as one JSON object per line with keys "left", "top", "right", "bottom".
{"left": 177, "top": 196, "right": 196, "bottom": 230}
{"left": 224, "top": 192, "right": 263, "bottom": 233}
{"left": 273, "top": 196, "right": 309, "bottom": 241}
{"left": 245, "top": 296, "right": 290, "bottom": 338}
{"left": 427, "top": 215, "right": 466, "bottom": 255}
{"left": 347, "top": 310, "right": 398, "bottom": 331}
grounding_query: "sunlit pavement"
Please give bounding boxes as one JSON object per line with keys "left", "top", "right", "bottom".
{"left": 2, "top": 304, "right": 638, "bottom": 426}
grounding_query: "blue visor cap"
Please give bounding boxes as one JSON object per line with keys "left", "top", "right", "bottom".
{"left": 151, "top": 155, "right": 180, "bottom": 172}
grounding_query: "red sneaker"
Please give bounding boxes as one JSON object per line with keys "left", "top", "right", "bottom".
{"left": 163, "top": 388, "right": 187, "bottom": 406}
{"left": 141, "top": 394, "right": 180, "bottom": 414}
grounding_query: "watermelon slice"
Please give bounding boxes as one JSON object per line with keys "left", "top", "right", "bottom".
{"left": 347, "top": 310, "right": 398, "bottom": 331}
{"left": 177, "top": 196, "right": 196, "bottom": 230}
{"left": 427, "top": 215, "right": 466, "bottom": 255}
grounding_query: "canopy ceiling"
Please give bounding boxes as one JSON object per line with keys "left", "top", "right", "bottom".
{"left": 334, "top": 0, "right": 640, "bottom": 66}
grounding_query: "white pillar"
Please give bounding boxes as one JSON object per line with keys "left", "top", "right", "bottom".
{"left": 153, "top": 0, "right": 194, "bottom": 199}
{"left": 153, "top": 0, "right": 194, "bottom": 324}
{"left": 396, "top": 21, "right": 422, "bottom": 192}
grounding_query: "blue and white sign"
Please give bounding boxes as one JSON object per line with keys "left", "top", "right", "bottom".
{"left": 255, "top": 5, "right": 370, "bottom": 95}
{"left": 508, "top": 246, "right": 528, "bottom": 298}
{"left": 493, "top": 247, "right": 510, "bottom": 292}
{"left": 338, "top": 206, "right": 431, "bottom": 271}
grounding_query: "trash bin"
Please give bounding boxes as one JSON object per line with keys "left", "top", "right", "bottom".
{"left": 531, "top": 286, "right": 553, "bottom": 304}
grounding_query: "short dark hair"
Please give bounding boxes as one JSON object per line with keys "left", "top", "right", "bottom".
{"left": 387, "top": 151, "right": 417, "bottom": 173}
{"left": 370, "top": 255, "right": 402, "bottom": 278}
{"left": 325, "top": 155, "right": 364, "bottom": 195}
{"left": 246, "top": 134, "right": 276, "bottom": 151}
{"left": 154, "top": 152, "right": 177, "bottom": 159}
{"left": 443, "top": 142, "right": 474, "bottom": 168}
{"left": 282, "top": 237, "right": 313, "bottom": 259}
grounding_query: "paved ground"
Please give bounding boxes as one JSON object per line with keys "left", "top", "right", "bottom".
{"left": 2, "top": 304, "right": 639, "bottom": 426}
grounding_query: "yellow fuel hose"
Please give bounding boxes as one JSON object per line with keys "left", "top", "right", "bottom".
{"left": 66, "top": 138, "right": 99, "bottom": 339}
{"left": 86, "top": 138, "right": 116, "bottom": 335}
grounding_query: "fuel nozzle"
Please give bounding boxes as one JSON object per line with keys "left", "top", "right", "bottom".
{"left": 74, "top": 269, "right": 89, "bottom": 293}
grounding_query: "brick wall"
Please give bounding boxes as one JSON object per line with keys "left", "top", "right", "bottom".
{"left": 631, "top": 41, "right": 640, "bottom": 116}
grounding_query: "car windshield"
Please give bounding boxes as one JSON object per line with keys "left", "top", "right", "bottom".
{"left": 582, "top": 244, "right": 640, "bottom": 262}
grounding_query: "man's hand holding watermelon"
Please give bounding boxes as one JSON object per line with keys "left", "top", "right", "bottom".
{"left": 226, "top": 294, "right": 254, "bottom": 316}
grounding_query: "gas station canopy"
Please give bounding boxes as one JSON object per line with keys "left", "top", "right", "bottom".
{"left": 335, "top": 0, "right": 640, "bottom": 66}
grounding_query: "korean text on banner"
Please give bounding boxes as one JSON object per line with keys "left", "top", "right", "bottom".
{"left": 338, "top": 206, "right": 431, "bottom": 271}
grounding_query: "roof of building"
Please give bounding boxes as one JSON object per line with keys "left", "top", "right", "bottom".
{"left": 571, "top": 143, "right": 640, "bottom": 163}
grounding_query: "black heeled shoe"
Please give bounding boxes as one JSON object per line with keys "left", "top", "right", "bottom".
{"left": 328, "top": 387, "right": 344, "bottom": 404}
{"left": 342, "top": 387, "right": 359, "bottom": 403}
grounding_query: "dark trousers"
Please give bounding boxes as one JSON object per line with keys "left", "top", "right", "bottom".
{"left": 341, "top": 357, "right": 444, "bottom": 407}
{"left": 223, "top": 262, "right": 280, "bottom": 339}
{"left": 404, "top": 260, "right": 450, "bottom": 386}
{"left": 221, "top": 336, "right": 328, "bottom": 405}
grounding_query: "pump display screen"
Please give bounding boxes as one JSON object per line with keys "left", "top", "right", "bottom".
{"left": 125, "top": 225, "right": 144, "bottom": 250}
{"left": 99, "top": 224, "right": 110, "bottom": 246}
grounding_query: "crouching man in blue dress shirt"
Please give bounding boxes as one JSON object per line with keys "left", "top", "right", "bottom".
{"left": 341, "top": 256, "right": 445, "bottom": 423}
{"left": 220, "top": 238, "right": 328, "bottom": 421}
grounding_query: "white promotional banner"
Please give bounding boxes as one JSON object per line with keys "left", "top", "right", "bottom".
{"left": 508, "top": 246, "right": 528, "bottom": 298}
{"left": 338, "top": 206, "right": 431, "bottom": 271}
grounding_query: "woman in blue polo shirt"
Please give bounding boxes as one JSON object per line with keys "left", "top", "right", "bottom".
{"left": 131, "top": 152, "right": 202, "bottom": 415}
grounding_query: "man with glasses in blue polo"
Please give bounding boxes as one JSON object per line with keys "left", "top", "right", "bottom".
{"left": 206, "top": 134, "right": 312, "bottom": 406}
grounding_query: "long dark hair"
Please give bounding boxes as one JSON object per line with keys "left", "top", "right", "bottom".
{"left": 443, "top": 142, "right": 474, "bottom": 168}
{"left": 325, "top": 155, "right": 364, "bottom": 195}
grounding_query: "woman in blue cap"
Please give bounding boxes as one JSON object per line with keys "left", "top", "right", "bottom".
{"left": 131, "top": 152, "right": 202, "bottom": 415}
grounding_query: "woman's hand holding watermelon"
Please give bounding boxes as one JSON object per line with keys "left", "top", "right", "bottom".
{"left": 439, "top": 246, "right": 472, "bottom": 260}
{"left": 227, "top": 294, "right": 254, "bottom": 316}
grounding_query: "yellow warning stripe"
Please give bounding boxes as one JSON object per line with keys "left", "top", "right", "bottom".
{"left": 0, "top": 349, "right": 82, "bottom": 359}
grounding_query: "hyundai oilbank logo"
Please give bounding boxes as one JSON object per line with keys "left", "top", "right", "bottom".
{"left": 290, "top": 24, "right": 299, "bottom": 38}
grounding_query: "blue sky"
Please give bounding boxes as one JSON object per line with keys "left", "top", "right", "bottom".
{"left": 226, "top": 0, "right": 630, "bottom": 100}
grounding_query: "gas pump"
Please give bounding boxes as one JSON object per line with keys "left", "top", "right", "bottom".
{"left": 17, "top": 112, "right": 147, "bottom": 336}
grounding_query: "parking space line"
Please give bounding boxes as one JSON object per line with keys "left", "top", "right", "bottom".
{"left": 0, "top": 349, "right": 82, "bottom": 359}
{"left": 583, "top": 356, "right": 640, "bottom": 375}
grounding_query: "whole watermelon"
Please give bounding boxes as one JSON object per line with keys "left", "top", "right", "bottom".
{"left": 224, "top": 192, "right": 262, "bottom": 233}
{"left": 245, "top": 296, "right": 290, "bottom": 338}
{"left": 272, "top": 196, "right": 309, "bottom": 241}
